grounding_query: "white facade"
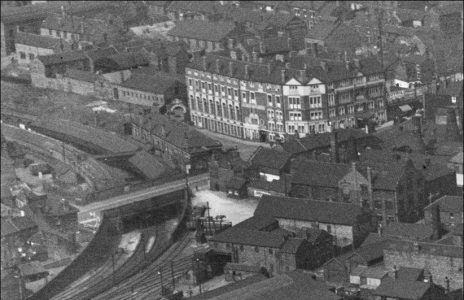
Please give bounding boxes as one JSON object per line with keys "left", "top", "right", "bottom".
{"left": 15, "top": 43, "right": 54, "bottom": 65}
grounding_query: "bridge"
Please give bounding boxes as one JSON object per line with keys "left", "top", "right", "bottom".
{"left": 77, "top": 173, "right": 210, "bottom": 222}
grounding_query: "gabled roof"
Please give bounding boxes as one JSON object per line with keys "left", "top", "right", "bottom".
{"left": 15, "top": 32, "right": 68, "bottom": 50}
{"left": 38, "top": 50, "right": 88, "bottom": 66}
{"left": 424, "top": 196, "right": 463, "bottom": 213}
{"left": 280, "top": 238, "right": 306, "bottom": 254}
{"left": 120, "top": 73, "right": 179, "bottom": 94}
{"left": 18, "top": 261, "right": 48, "bottom": 277}
{"left": 373, "top": 277, "right": 431, "bottom": 299}
{"left": 98, "top": 52, "right": 149, "bottom": 70}
{"left": 233, "top": 215, "right": 278, "bottom": 231}
{"left": 128, "top": 151, "right": 165, "bottom": 180}
{"left": 85, "top": 46, "right": 118, "bottom": 61}
{"left": 167, "top": 20, "right": 235, "bottom": 42}
{"left": 166, "top": 1, "right": 222, "bottom": 15}
{"left": 397, "top": 267, "right": 424, "bottom": 281}
{"left": 291, "top": 160, "right": 350, "bottom": 187}
{"left": 385, "top": 239, "right": 463, "bottom": 258}
{"left": 41, "top": 13, "right": 113, "bottom": 36}
{"left": 450, "top": 152, "right": 463, "bottom": 164}
{"left": 255, "top": 195, "right": 370, "bottom": 226}
{"left": 250, "top": 147, "right": 292, "bottom": 172}
{"left": 210, "top": 227, "right": 289, "bottom": 248}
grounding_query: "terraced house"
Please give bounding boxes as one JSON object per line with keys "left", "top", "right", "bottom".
{"left": 186, "top": 51, "right": 387, "bottom": 142}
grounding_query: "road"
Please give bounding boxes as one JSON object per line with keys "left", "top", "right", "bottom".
{"left": 76, "top": 173, "right": 209, "bottom": 218}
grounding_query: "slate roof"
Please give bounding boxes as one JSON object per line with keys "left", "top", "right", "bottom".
{"left": 291, "top": 160, "right": 350, "bottom": 187}
{"left": 128, "top": 151, "right": 165, "bottom": 180}
{"left": 100, "top": 52, "right": 149, "bottom": 70}
{"left": 373, "top": 277, "right": 431, "bottom": 299}
{"left": 65, "top": 68, "right": 99, "bottom": 83}
{"left": 397, "top": 267, "right": 424, "bottom": 281}
{"left": 37, "top": 50, "right": 88, "bottom": 66}
{"left": 233, "top": 215, "right": 278, "bottom": 231}
{"left": 255, "top": 195, "right": 369, "bottom": 226}
{"left": 1, "top": 217, "right": 37, "bottom": 237}
{"left": 249, "top": 147, "right": 292, "bottom": 172}
{"left": 18, "top": 261, "right": 48, "bottom": 277}
{"left": 15, "top": 32, "right": 67, "bottom": 50}
{"left": 280, "top": 238, "right": 305, "bottom": 254}
{"left": 450, "top": 152, "right": 463, "bottom": 164}
{"left": 167, "top": 20, "right": 235, "bottom": 42}
{"left": 325, "top": 23, "right": 365, "bottom": 52}
{"left": 283, "top": 128, "right": 372, "bottom": 154}
{"left": 248, "top": 177, "right": 288, "bottom": 194}
{"left": 225, "top": 176, "right": 247, "bottom": 190}
{"left": 120, "top": 73, "right": 178, "bottom": 94}
{"left": 85, "top": 46, "right": 118, "bottom": 61}
{"left": 349, "top": 240, "right": 389, "bottom": 263}
{"left": 134, "top": 114, "right": 222, "bottom": 152}
{"left": 210, "top": 227, "right": 288, "bottom": 248}
{"left": 424, "top": 196, "right": 463, "bottom": 213}
{"left": 41, "top": 13, "right": 113, "bottom": 36}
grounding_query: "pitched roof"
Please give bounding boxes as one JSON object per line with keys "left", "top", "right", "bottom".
{"left": 349, "top": 240, "right": 389, "bottom": 263}
{"left": 224, "top": 263, "right": 264, "bottom": 273}
{"left": 85, "top": 46, "right": 118, "bottom": 61}
{"left": 1, "top": 217, "right": 37, "bottom": 237}
{"left": 233, "top": 215, "right": 278, "bottom": 231}
{"left": 210, "top": 227, "right": 288, "bottom": 248}
{"left": 385, "top": 239, "right": 463, "bottom": 258}
{"left": 38, "top": 50, "right": 88, "bottom": 65}
{"left": 306, "top": 20, "right": 338, "bottom": 40}
{"left": 291, "top": 160, "right": 350, "bottom": 187}
{"left": 15, "top": 32, "right": 67, "bottom": 50}
{"left": 397, "top": 267, "right": 424, "bottom": 281}
{"left": 373, "top": 277, "right": 431, "bottom": 299}
{"left": 99, "top": 52, "right": 149, "bottom": 70}
{"left": 450, "top": 152, "right": 463, "bottom": 164}
{"left": 41, "top": 13, "right": 113, "bottom": 36}
{"left": 255, "top": 195, "right": 369, "bottom": 226}
{"left": 396, "top": 8, "right": 426, "bottom": 22}
{"left": 65, "top": 68, "right": 99, "bottom": 83}
{"left": 18, "top": 261, "right": 48, "bottom": 277}
{"left": 280, "top": 238, "right": 305, "bottom": 254}
{"left": 425, "top": 196, "right": 463, "bottom": 213}
{"left": 325, "top": 23, "right": 365, "bottom": 52}
{"left": 250, "top": 147, "right": 292, "bottom": 172}
{"left": 128, "top": 151, "right": 165, "bottom": 180}
{"left": 225, "top": 176, "right": 247, "bottom": 190}
{"left": 120, "top": 73, "right": 179, "bottom": 94}
{"left": 168, "top": 20, "right": 235, "bottom": 42}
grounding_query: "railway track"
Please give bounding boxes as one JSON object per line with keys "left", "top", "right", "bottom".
{"left": 94, "top": 231, "right": 194, "bottom": 300}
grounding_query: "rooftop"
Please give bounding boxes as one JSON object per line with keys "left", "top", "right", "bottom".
{"left": 128, "top": 151, "right": 165, "bottom": 180}
{"left": 15, "top": 32, "right": 69, "bottom": 50}
{"left": 1, "top": 216, "right": 37, "bottom": 237}
{"left": 168, "top": 20, "right": 235, "bottom": 42}
{"left": 120, "top": 73, "right": 179, "bottom": 94}
{"left": 254, "top": 195, "right": 370, "bottom": 226}
{"left": 385, "top": 239, "right": 463, "bottom": 258}
{"left": 424, "top": 195, "right": 463, "bottom": 213}
{"left": 373, "top": 277, "right": 431, "bottom": 299}
{"left": 249, "top": 147, "right": 292, "bottom": 173}
{"left": 210, "top": 227, "right": 289, "bottom": 248}
{"left": 38, "top": 50, "right": 88, "bottom": 66}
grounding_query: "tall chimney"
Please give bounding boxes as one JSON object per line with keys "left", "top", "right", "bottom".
{"left": 281, "top": 69, "right": 286, "bottom": 83}
{"left": 245, "top": 64, "right": 249, "bottom": 79}
{"left": 330, "top": 126, "right": 339, "bottom": 163}
{"left": 446, "top": 108, "right": 460, "bottom": 142}
{"left": 229, "top": 61, "right": 233, "bottom": 76}
{"left": 367, "top": 166, "right": 373, "bottom": 209}
{"left": 267, "top": 63, "right": 271, "bottom": 75}
{"left": 431, "top": 204, "right": 442, "bottom": 240}
{"left": 393, "top": 265, "right": 398, "bottom": 279}
{"left": 377, "top": 223, "right": 383, "bottom": 237}
{"left": 202, "top": 56, "right": 207, "bottom": 71}
{"left": 215, "top": 59, "right": 220, "bottom": 73}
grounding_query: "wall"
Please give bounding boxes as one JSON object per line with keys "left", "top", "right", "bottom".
{"left": 235, "top": 244, "right": 281, "bottom": 275}
{"left": 277, "top": 218, "right": 355, "bottom": 248}
{"left": 15, "top": 43, "right": 54, "bottom": 64}
{"left": 384, "top": 249, "right": 463, "bottom": 290}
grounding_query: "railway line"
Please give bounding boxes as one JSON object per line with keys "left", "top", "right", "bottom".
{"left": 94, "top": 231, "right": 194, "bottom": 300}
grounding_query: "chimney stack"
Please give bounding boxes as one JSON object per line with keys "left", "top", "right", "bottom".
{"left": 245, "top": 64, "right": 249, "bottom": 79}
{"left": 446, "top": 108, "right": 460, "bottom": 142}
{"left": 202, "top": 56, "right": 207, "bottom": 71}
{"left": 215, "top": 59, "right": 220, "bottom": 73}
{"left": 61, "top": 5, "right": 66, "bottom": 19}
{"left": 281, "top": 69, "right": 286, "bottom": 83}
{"left": 393, "top": 265, "right": 398, "bottom": 279}
{"left": 330, "top": 126, "right": 339, "bottom": 163}
{"left": 367, "top": 166, "right": 373, "bottom": 209}
{"left": 431, "top": 204, "right": 442, "bottom": 240}
{"left": 377, "top": 223, "right": 383, "bottom": 237}
{"left": 320, "top": 61, "right": 327, "bottom": 71}
{"left": 229, "top": 61, "right": 233, "bottom": 76}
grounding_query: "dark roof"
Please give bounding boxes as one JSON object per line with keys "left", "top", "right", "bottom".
{"left": 1, "top": 217, "right": 37, "bottom": 237}
{"left": 85, "top": 46, "right": 119, "bottom": 61}
{"left": 248, "top": 177, "right": 289, "bottom": 194}
{"left": 224, "top": 263, "right": 264, "bottom": 273}
{"left": 168, "top": 20, "right": 235, "bottom": 42}
{"left": 210, "top": 227, "right": 288, "bottom": 248}
{"left": 385, "top": 239, "right": 463, "bottom": 258}
{"left": 41, "top": 12, "right": 113, "bottom": 36}
{"left": 450, "top": 152, "right": 463, "bottom": 164}
{"left": 425, "top": 196, "right": 463, "bottom": 213}
{"left": 361, "top": 232, "right": 388, "bottom": 247}
{"left": 65, "top": 68, "right": 99, "bottom": 83}
{"left": 349, "top": 240, "right": 389, "bottom": 263}
{"left": 128, "top": 151, "right": 165, "bottom": 180}
{"left": 18, "top": 261, "right": 48, "bottom": 277}
{"left": 134, "top": 114, "right": 222, "bottom": 152}
{"left": 325, "top": 23, "right": 365, "bottom": 52}
{"left": 15, "top": 32, "right": 68, "bottom": 50}
{"left": 225, "top": 176, "right": 247, "bottom": 190}
{"left": 38, "top": 50, "right": 88, "bottom": 66}
{"left": 396, "top": 8, "right": 426, "bottom": 22}
{"left": 282, "top": 128, "right": 372, "bottom": 154}
{"left": 291, "top": 160, "right": 350, "bottom": 187}
{"left": 249, "top": 147, "right": 292, "bottom": 173}
{"left": 120, "top": 73, "right": 179, "bottom": 94}
{"left": 373, "top": 277, "right": 431, "bottom": 299}
{"left": 397, "top": 267, "right": 424, "bottom": 281}
{"left": 280, "top": 238, "right": 305, "bottom": 254}
{"left": 233, "top": 215, "right": 278, "bottom": 231}
{"left": 99, "top": 52, "right": 149, "bottom": 70}
{"left": 255, "top": 195, "right": 369, "bottom": 226}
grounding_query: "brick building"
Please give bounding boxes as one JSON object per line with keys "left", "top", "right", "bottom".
{"left": 254, "top": 195, "right": 376, "bottom": 249}
{"left": 383, "top": 239, "right": 463, "bottom": 291}
{"left": 424, "top": 196, "right": 463, "bottom": 231}
{"left": 186, "top": 52, "right": 387, "bottom": 142}
{"left": 290, "top": 158, "right": 425, "bottom": 225}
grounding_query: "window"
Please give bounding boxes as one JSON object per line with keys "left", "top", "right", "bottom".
{"left": 208, "top": 83, "right": 212, "bottom": 91}
{"left": 242, "top": 92, "right": 247, "bottom": 102}
{"left": 214, "top": 85, "right": 219, "bottom": 92}
{"left": 348, "top": 105, "right": 355, "bottom": 114}
{"left": 289, "top": 97, "right": 301, "bottom": 109}
{"left": 450, "top": 213, "right": 454, "bottom": 219}
{"left": 309, "top": 96, "right": 322, "bottom": 108}
{"left": 288, "top": 124, "right": 295, "bottom": 133}
{"left": 229, "top": 104, "right": 235, "bottom": 120}
{"left": 276, "top": 96, "right": 281, "bottom": 108}
{"left": 327, "top": 225, "right": 332, "bottom": 233}
{"left": 298, "top": 125, "right": 305, "bottom": 133}
{"left": 201, "top": 82, "right": 206, "bottom": 90}
{"left": 378, "top": 100, "right": 384, "bottom": 108}
{"left": 310, "top": 111, "right": 323, "bottom": 120}
{"left": 338, "top": 106, "right": 345, "bottom": 116}
{"left": 223, "top": 103, "right": 228, "bottom": 118}
{"left": 340, "top": 92, "right": 351, "bottom": 104}
{"left": 369, "top": 101, "right": 375, "bottom": 110}
{"left": 226, "top": 243, "right": 231, "bottom": 249}
{"left": 250, "top": 92, "right": 255, "bottom": 100}
{"left": 204, "top": 98, "right": 209, "bottom": 114}
{"left": 56, "top": 30, "right": 61, "bottom": 37}
{"left": 290, "top": 85, "right": 298, "bottom": 90}
{"left": 318, "top": 124, "right": 325, "bottom": 132}
{"left": 269, "top": 248, "right": 273, "bottom": 254}
{"left": 19, "top": 52, "right": 26, "bottom": 59}
{"left": 328, "top": 94, "right": 335, "bottom": 106}
{"left": 329, "top": 108, "right": 336, "bottom": 118}
{"left": 188, "top": 79, "right": 193, "bottom": 87}
{"left": 228, "top": 88, "right": 232, "bottom": 96}
{"left": 209, "top": 100, "right": 214, "bottom": 115}
{"left": 255, "top": 246, "right": 259, "bottom": 252}
{"left": 234, "top": 89, "right": 238, "bottom": 97}
{"left": 197, "top": 97, "right": 203, "bottom": 112}
{"left": 236, "top": 106, "right": 240, "bottom": 121}
{"left": 267, "top": 95, "right": 273, "bottom": 106}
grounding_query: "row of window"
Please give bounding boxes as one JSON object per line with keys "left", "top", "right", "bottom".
{"left": 194, "top": 116, "right": 243, "bottom": 138}
{"left": 18, "top": 51, "right": 34, "bottom": 60}
{"left": 46, "top": 29, "right": 80, "bottom": 41}
{"left": 288, "top": 123, "right": 326, "bottom": 134}
{"left": 267, "top": 109, "right": 283, "bottom": 120}
{"left": 122, "top": 90, "right": 161, "bottom": 103}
